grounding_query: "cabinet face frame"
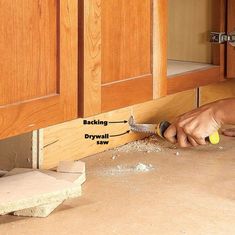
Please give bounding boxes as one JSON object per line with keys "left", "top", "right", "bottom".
{"left": 227, "top": 0, "right": 235, "bottom": 78}
{"left": 167, "top": 0, "right": 226, "bottom": 94}
{"left": 79, "top": 0, "right": 167, "bottom": 117}
{"left": 0, "top": 1, "right": 78, "bottom": 140}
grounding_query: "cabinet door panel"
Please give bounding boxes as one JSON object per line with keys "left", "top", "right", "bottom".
{"left": 101, "top": 0, "right": 153, "bottom": 112}
{"left": 0, "top": 0, "right": 78, "bottom": 139}
{"left": 102, "top": 75, "right": 153, "bottom": 112}
{"left": 79, "top": 0, "right": 167, "bottom": 116}
{"left": 102, "top": 0, "right": 152, "bottom": 84}
{"left": 227, "top": 0, "right": 235, "bottom": 78}
{"left": 0, "top": 0, "right": 57, "bottom": 105}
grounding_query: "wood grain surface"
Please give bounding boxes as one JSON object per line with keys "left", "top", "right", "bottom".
{"left": 79, "top": 0, "right": 102, "bottom": 117}
{"left": 168, "top": 66, "right": 221, "bottom": 95}
{"left": 211, "top": 0, "right": 226, "bottom": 80}
{"left": 41, "top": 89, "right": 196, "bottom": 169}
{"left": 101, "top": 0, "right": 152, "bottom": 84}
{"left": 101, "top": 75, "right": 153, "bottom": 112}
{"left": 167, "top": 0, "right": 226, "bottom": 93}
{"left": 199, "top": 79, "right": 235, "bottom": 105}
{"left": 168, "top": 0, "right": 213, "bottom": 63}
{"left": 153, "top": 0, "right": 167, "bottom": 98}
{"left": 0, "top": 0, "right": 57, "bottom": 105}
{"left": 227, "top": 0, "right": 235, "bottom": 78}
{"left": 0, "top": 0, "right": 78, "bottom": 139}
{"left": 80, "top": 0, "right": 167, "bottom": 115}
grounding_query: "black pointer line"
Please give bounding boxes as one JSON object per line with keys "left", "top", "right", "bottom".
{"left": 109, "top": 120, "right": 128, "bottom": 124}
{"left": 110, "top": 130, "right": 130, "bottom": 138}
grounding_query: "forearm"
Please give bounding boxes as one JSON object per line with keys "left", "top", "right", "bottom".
{"left": 213, "top": 98, "right": 235, "bottom": 125}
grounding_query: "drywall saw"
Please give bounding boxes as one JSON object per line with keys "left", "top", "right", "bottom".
{"left": 128, "top": 116, "right": 220, "bottom": 145}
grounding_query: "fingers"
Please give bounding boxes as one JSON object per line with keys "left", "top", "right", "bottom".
{"left": 193, "top": 136, "right": 207, "bottom": 145}
{"left": 165, "top": 125, "right": 192, "bottom": 148}
{"left": 187, "top": 136, "right": 199, "bottom": 147}
{"left": 177, "top": 127, "right": 191, "bottom": 148}
{"left": 164, "top": 125, "right": 177, "bottom": 144}
{"left": 222, "top": 128, "right": 235, "bottom": 137}
{"left": 182, "top": 123, "right": 207, "bottom": 146}
{"left": 164, "top": 124, "right": 207, "bottom": 148}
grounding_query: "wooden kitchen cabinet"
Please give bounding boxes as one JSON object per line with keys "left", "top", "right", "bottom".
{"left": 79, "top": 0, "right": 234, "bottom": 116}
{"left": 2, "top": 0, "right": 235, "bottom": 167}
{"left": 0, "top": 0, "right": 234, "bottom": 140}
{"left": 0, "top": 0, "right": 78, "bottom": 140}
{"left": 78, "top": 0, "right": 167, "bottom": 116}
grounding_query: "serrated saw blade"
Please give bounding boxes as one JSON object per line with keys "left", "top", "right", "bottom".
{"left": 128, "top": 116, "right": 158, "bottom": 135}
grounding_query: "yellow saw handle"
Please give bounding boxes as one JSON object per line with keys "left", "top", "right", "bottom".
{"left": 157, "top": 121, "right": 220, "bottom": 145}
{"left": 208, "top": 131, "right": 220, "bottom": 145}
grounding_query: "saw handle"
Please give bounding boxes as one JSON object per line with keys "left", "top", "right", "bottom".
{"left": 158, "top": 121, "right": 220, "bottom": 145}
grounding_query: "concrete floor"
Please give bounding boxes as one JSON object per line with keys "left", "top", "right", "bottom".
{"left": 1, "top": 135, "right": 235, "bottom": 235}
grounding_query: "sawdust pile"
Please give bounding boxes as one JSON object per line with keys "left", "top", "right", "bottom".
{"left": 113, "top": 135, "right": 173, "bottom": 153}
{"left": 100, "top": 163, "right": 154, "bottom": 176}
{"left": 134, "top": 163, "right": 154, "bottom": 172}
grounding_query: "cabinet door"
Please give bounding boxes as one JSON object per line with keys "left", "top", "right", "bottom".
{"left": 227, "top": 0, "right": 235, "bottom": 78}
{"left": 0, "top": 1, "right": 78, "bottom": 139}
{"left": 79, "top": 0, "right": 167, "bottom": 116}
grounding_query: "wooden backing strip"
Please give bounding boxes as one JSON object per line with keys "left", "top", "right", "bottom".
{"left": 101, "top": 75, "right": 153, "bottom": 112}
{"left": 167, "top": 66, "right": 221, "bottom": 95}
{"left": 153, "top": 0, "right": 167, "bottom": 98}
{"left": 41, "top": 89, "right": 196, "bottom": 169}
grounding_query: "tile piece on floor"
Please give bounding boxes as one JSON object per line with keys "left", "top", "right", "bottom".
{"left": 5, "top": 168, "right": 86, "bottom": 218}
{"left": 6, "top": 168, "right": 86, "bottom": 185}
{"left": 0, "top": 171, "right": 81, "bottom": 215}
{"left": 13, "top": 201, "right": 64, "bottom": 218}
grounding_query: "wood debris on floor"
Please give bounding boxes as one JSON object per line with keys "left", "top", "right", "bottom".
{"left": 0, "top": 161, "right": 86, "bottom": 218}
{"left": 92, "top": 134, "right": 228, "bottom": 179}
{"left": 112, "top": 135, "right": 174, "bottom": 153}
{"left": 112, "top": 134, "right": 226, "bottom": 157}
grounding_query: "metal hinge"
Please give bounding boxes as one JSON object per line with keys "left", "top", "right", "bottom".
{"left": 210, "top": 32, "right": 235, "bottom": 46}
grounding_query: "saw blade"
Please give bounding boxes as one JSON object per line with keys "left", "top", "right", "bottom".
{"left": 128, "top": 116, "right": 158, "bottom": 135}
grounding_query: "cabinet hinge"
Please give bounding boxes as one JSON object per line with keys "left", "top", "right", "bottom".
{"left": 210, "top": 32, "right": 235, "bottom": 46}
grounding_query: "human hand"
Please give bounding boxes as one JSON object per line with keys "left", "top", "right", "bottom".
{"left": 164, "top": 102, "right": 222, "bottom": 147}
